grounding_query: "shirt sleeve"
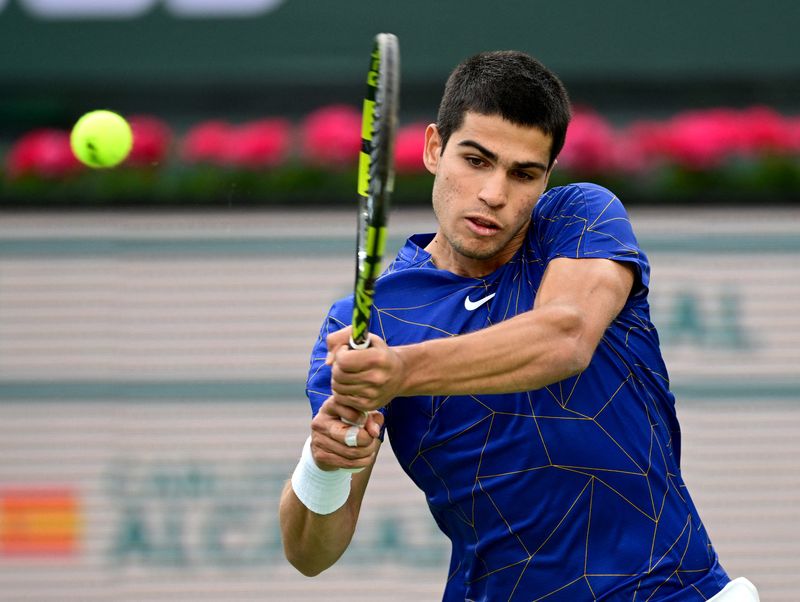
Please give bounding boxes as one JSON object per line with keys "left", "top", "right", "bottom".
{"left": 305, "top": 298, "right": 352, "bottom": 417}
{"left": 533, "top": 183, "right": 650, "bottom": 297}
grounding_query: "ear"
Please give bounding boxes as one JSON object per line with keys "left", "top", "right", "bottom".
{"left": 422, "top": 123, "right": 442, "bottom": 175}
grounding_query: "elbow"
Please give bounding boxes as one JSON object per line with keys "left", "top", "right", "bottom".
{"left": 565, "top": 339, "right": 593, "bottom": 376}
{"left": 279, "top": 488, "right": 333, "bottom": 578}
{"left": 280, "top": 527, "right": 335, "bottom": 578}
{"left": 552, "top": 340, "right": 591, "bottom": 382}
{"left": 550, "top": 305, "right": 594, "bottom": 378}
{"left": 285, "top": 551, "right": 326, "bottom": 577}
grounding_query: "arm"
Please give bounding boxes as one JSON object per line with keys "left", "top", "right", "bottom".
{"left": 328, "top": 257, "right": 634, "bottom": 408}
{"left": 279, "top": 451, "right": 378, "bottom": 576}
{"left": 279, "top": 397, "right": 382, "bottom": 576}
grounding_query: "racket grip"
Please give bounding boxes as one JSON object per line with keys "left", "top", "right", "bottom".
{"left": 349, "top": 334, "right": 371, "bottom": 350}
{"left": 340, "top": 334, "right": 370, "bottom": 472}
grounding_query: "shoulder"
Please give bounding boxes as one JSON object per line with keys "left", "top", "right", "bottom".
{"left": 387, "top": 233, "right": 436, "bottom": 273}
{"left": 534, "top": 182, "right": 626, "bottom": 221}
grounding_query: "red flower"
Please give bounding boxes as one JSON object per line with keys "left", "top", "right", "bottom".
{"left": 394, "top": 122, "right": 428, "bottom": 173}
{"left": 789, "top": 116, "right": 800, "bottom": 152}
{"left": 661, "top": 109, "right": 741, "bottom": 170}
{"left": 619, "top": 120, "right": 671, "bottom": 172}
{"left": 558, "top": 110, "right": 617, "bottom": 174}
{"left": 6, "top": 129, "right": 79, "bottom": 179}
{"left": 737, "top": 106, "right": 794, "bottom": 156}
{"left": 181, "top": 120, "right": 233, "bottom": 165}
{"left": 127, "top": 115, "right": 172, "bottom": 167}
{"left": 181, "top": 119, "right": 292, "bottom": 169}
{"left": 300, "top": 105, "right": 362, "bottom": 168}
{"left": 222, "top": 118, "right": 292, "bottom": 168}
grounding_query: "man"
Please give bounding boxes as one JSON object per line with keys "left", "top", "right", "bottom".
{"left": 280, "top": 51, "right": 758, "bottom": 601}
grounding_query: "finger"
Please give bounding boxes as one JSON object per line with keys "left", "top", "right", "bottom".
{"left": 331, "top": 369, "right": 377, "bottom": 393}
{"left": 310, "top": 434, "right": 377, "bottom": 471}
{"left": 325, "top": 327, "right": 353, "bottom": 363}
{"left": 341, "top": 424, "right": 374, "bottom": 448}
{"left": 362, "top": 332, "right": 387, "bottom": 349}
{"left": 311, "top": 414, "right": 376, "bottom": 453}
{"left": 340, "top": 410, "right": 368, "bottom": 427}
{"left": 310, "top": 427, "right": 379, "bottom": 468}
{"left": 333, "top": 346, "right": 379, "bottom": 375}
{"left": 364, "top": 411, "right": 384, "bottom": 438}
{"left": 320, "top": 396, "right": 368, "bottom": 426}
{"left": 325, "top": 343, "right": 348, "bottom": 367}
{"left": 330, "top": 391, "right": 373, "bottom": 413}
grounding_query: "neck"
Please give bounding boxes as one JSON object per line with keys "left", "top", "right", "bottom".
{"left": 423, "top": 231, "right": 523, "bottom": 279}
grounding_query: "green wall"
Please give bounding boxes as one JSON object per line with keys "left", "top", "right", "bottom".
{"left": 1, "top": 0, "right": 798, "bottom": 82}
{"left": 1, "top": 1, "right": 798, "bottom": 130}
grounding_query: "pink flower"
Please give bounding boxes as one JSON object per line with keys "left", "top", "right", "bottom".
{"left": 222, "top": 119, "right": 292, "bottom": 169}
{"left": 181, "top": 121, "right": 233, "bottom": 165}
{"left": 788, "top": 116, "right": 800, "bottom": 152}
{"left": 660, "top": 109, "right": 741, "bottom": 170}
{"left": 394, "top": 122, "right": 428, "bottom": 173}
{"left": 300, "top": 105, "right": 362, "bottom": 168}
{"left": 558, "top": 110, "right": 617, "bottom": 174}
{"left": 737, "top": 106, "right": 794, "bottom": 156}
{"left": 128, "top": 115, "right": 172, "bottom": 167}
{"left": 6, "top": 129, "right": 79, "bottom": 179}
{"left": 618, "top": 120, "right": 671, "bottom": 172}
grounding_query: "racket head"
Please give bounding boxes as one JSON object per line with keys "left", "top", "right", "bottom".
{"left": 351, "top": 33, "right": 400, "bottom": 349}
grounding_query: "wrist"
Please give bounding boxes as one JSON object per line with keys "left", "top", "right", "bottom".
{"left": 395, "top": 342, "right": 430, "bottom": 396}
{"left": 290, "top": 437, "right": 352, "bottom": 515}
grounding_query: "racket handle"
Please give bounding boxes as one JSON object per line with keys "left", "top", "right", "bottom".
{"left": 339, "top": 334, "right": 370, "bottom": 472}
{"left": 349, "top": 334, "right": 371, "bottom": 350}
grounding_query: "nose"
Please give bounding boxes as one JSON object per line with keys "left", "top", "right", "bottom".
{"left": 477, "top": 170, "right": 508, "bottom": 208}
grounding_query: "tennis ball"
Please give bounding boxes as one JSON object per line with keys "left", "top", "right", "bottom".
{"left": 70, "top": 110, "right": 133, "bottom": 168}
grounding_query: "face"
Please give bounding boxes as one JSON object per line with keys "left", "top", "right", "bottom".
{"left": 423, "top": 111, "right": 553, "bottom": 277}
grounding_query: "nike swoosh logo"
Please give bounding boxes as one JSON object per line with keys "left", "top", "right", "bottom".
{"left": 464, "top": 292, "right": 496, "bottom": 311}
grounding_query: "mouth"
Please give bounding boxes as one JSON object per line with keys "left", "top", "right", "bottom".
{"left": 465, "top": 215, "right": 502, "bottom": 236}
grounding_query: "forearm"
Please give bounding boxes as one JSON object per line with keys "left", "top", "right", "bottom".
{"left": 279, "top": 481, "right": 361, "bottom": 576}
{"left": 397, "top": 303, "right": 590, "bottom": 396}
{"left": 279, "top": 438, "right": 377, "bottom": 577}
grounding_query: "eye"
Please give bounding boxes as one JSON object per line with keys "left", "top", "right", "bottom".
{"left": 512, "top": 170, "right": 535, "bottom": 181}
{"left": 465, "top": 155, "right": 486, "bottom": 168}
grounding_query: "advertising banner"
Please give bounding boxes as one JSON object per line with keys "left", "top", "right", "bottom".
{"left": 0, "top": 209, "right": 797, "bottom": 600}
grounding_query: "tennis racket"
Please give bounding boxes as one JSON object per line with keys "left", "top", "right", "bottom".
{"left": 350, "top": 32, "right": 400, "bottom": 350}
{"left": 339, "top": 33, "right": 399, "bottom": 469}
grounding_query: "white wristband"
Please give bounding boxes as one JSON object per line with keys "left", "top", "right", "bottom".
{"left": 290, "top": 437, "right": 352, "bottom": 515}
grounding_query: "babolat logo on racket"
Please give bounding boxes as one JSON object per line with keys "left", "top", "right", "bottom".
{"left": 358, "top": 48, "right": 382, "bottom": 198}
{"left": 352, "top": 288, "right": 374, "bottom": 342}
{"left": 350, "top": 33, "right": 399, "bottom": 349}
{"left": 352, "top": 225, "right": 387, "bottom": 342}
{"left": 367, "top": 50, "right": 381, "bottom": 87}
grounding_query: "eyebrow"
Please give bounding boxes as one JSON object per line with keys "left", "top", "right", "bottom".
{"left": 457, "top": 139, "right": 548, "bottom": 172}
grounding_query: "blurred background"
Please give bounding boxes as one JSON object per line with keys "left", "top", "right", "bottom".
{"left": 0, "top": 1, "right": 798, "bottom": 600}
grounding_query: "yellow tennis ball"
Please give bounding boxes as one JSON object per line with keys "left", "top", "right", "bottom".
{"left": 70, "top": 110, "right": 133, "bottom": 168}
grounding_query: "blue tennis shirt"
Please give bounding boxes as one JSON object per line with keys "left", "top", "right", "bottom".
{"left": 306, "top": 183, "right": 730, "bottom": 601}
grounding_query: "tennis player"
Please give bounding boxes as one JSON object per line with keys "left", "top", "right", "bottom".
{"left": 279, "top": 51, "right": 759, "bottom": 601}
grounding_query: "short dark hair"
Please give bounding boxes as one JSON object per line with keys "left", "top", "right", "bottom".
{"left": 436, "top": 51, "right": 571, "bottom": 168}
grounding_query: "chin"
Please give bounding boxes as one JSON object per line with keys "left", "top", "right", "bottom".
{"left": 457, "top": 242, "right": 502, "bottom": 262}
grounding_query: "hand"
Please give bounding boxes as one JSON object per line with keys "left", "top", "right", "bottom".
{"left": 325, "top": 326, "right": 407, "bottom": 412}
{"left": 310, "top": 396, "right": 384, "bottom": 471}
